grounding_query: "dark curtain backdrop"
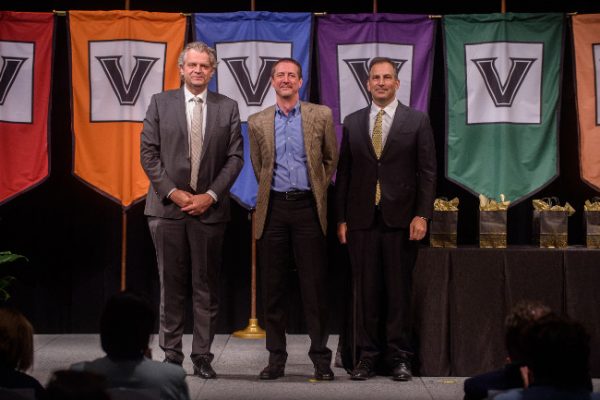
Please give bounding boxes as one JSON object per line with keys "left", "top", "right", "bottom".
{"left": 1, "top": 1, "right": 599, "bottom": 338}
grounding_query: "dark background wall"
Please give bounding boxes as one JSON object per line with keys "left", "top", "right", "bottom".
{"left": 1, "top": 0, "right": 599, "bottom": 333}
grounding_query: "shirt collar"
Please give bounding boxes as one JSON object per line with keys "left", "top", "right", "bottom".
{"left": 184, "top": 86, "right": 207, "bottom": 103}
{"left": 275, "top": 101, "right": 301, "bottom": 117}
{"left": 370, "top": 99, "right": 399, "bottom": 116}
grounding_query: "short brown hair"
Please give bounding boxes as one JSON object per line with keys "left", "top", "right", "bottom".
{"left": 270, "top": 58, "right": 303, "bottom": 80}
{"left": 0, "top": 307, "right": 34, "bottom": 371}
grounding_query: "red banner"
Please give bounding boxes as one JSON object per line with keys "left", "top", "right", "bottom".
{"left": 69, "top": 11, "right": 186, "bottom": 207}
{"left": 0, "top": 12, "right": 54, "bottom": 205}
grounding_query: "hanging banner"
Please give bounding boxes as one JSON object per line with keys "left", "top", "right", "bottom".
{"left": 317, "top": 13, "right": 436, "bottom": 142}
{"left": 444, "top": 13, "right": 564, "bottom": 204}
{"left": 69, "top": 10, "right": 186, "bottom": 207}
{"left": 572, "top": 13, "right": 600, "bottom": 192}
{"left": 194, "top": 11, "right": 313, "bottom": 210}
{"left": 0, "top": 12, "right": 54, "bottom": 205}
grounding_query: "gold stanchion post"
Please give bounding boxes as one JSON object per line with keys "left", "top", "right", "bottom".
{"left": 233, "top": 210, "right": 265, "bottom": 338}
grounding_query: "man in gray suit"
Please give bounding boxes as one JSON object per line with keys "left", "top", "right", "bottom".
{"left": 140, "top": 41, "right": 243, "bottom": 379}
{"left": 248, "top": 58, "right": 338, "bottom": 381}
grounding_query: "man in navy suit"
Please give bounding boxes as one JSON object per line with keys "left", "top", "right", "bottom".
{"left": 335, "top": 57, "right": 436, "bottom": 381}
{"left": 141, "top": 41, "right": 243, "bottom": 379}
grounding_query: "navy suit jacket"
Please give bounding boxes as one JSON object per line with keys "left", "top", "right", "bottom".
{"left": 335, "top": 101, "right": 436, "bottom": 230}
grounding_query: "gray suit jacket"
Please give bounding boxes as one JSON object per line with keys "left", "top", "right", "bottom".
{"left": 141, "top": 88, "right": 243, "bottom": 224}
{"left": 248, "top": 101, "right": 338, "bottom": 239}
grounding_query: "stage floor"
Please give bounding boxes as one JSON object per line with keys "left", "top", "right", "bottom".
{"left": 31, "top": 334, "right": 600, "bottom": 400}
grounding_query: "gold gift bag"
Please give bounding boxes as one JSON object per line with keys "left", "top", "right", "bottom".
{"left": 478, "top": 194, "right": 509, "bottom": 249}
{"left": 539, "top": 211, "right": 568, "bottom": 248}
{"left": 479, "top": 210, "right": 507, "bottom": 248}
{"left": 430, "top": 198, "right": 459, "bottom": 248}
{"left": 532, "top": 199, "right": 574, "bottom": 248}
{"left": 584, "top": 199, "right": 600, "bottom": 249}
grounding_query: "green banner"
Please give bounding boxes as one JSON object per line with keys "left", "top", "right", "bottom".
{"left": 444, "top": 13, "right": 563, "bottom": 205}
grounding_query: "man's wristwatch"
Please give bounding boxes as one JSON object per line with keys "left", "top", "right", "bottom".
{"left": 417, "top": 216, "right": 429, "bottom": 222}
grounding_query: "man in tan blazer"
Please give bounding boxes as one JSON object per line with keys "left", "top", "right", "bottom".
{"left": 248, "top": 58, "right": 338, "bottom": 381}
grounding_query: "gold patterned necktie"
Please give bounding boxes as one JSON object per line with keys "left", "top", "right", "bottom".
{"left": 190, "top": 97, "right": 204, "bottom": 191}
{"left": 372, "top": 109, "right": 384, "bottom": 205}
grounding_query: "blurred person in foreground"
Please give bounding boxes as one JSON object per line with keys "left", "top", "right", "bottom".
{"left": 464, "top": 300, "right": 552, "bottom": 400}
{"left": 492, "top": 314, "right": 596, "bottom": 400}
{"left": 70, "top": 292, "right": 189, "bottom": 400}
{"left": 0, "top": 307, "right": 45, "bottom": 399}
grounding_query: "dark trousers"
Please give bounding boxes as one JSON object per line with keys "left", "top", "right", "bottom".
{"left": 258, "top": 194, "right": 332, "bottom": 367}
{"left": 148, "top": 215, "right": 225, "bottom": 365}
{"left": 347, "top": 210, "right": 417, "bottom": 366}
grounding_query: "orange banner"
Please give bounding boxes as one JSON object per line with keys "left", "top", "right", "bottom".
{"left": 572, "top": 14, "right": 600, "bottom": 191}
{"left": 69, "top": 10, "right": 186, "bottom": 207}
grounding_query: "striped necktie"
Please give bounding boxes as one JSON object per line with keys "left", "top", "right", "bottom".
{"left": 190, "top": 97, "right": 204, "bottom": 191}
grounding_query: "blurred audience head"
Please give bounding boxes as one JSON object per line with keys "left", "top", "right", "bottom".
{"left": 0, "top": 307, "right": 34, "bottom": 371}
{"left": 44, "top": 370, "right": 109, "bottom": 400}
{"left": 523, "top": 314, "right": 591, "bottom": 389}
{"left": 504, "top": 300, "right": 551, "bottom": 363}
{"left": 100, "top": 291, "right": 154, "bottom": 359}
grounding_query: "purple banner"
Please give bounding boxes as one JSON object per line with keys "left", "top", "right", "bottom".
{"left": 317, "top": 13, "right": 436, "bottom": 142}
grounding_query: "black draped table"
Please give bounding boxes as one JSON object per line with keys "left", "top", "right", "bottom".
{"left": 412, "top": 246, "right": 600, "bottom": 377}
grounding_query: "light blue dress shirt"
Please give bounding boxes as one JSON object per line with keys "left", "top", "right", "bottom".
{"left": 272, "top": 102, "right": 310, "bottom": 192}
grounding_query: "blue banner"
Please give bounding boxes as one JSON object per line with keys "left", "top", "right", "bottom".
{"left": 194, "top": 12, "right": 313, "bottom": 209}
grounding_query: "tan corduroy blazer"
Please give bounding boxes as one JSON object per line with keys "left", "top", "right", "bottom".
{"left": 248, "top": 101, "right": 338, "bottom": 239}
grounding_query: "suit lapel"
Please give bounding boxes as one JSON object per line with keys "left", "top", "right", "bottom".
{"left": 358, "top": 107, "right": 378, "bottom": 159}
{"left": 172, "top": 86, "right": 190, "bottom": 160}
{"left": 381, "top": 101, "right": 408, "bottom": 159}
{"left": 260, "top": 106, "right": 276, "bottom": 159}
{"left": 173, "top": 87, "right": 189, "bottom": 145}
{"left": 301, "top": 102, "right": 315, "bottom": 155}
{"left": 201, "top": 91, "right": 220, "bottom": 160}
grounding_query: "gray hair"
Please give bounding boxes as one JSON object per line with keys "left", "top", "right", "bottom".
{"left": 178, "top": 41, "right": 217, "bottom": 69}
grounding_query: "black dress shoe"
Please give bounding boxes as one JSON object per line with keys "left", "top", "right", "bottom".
{"left": 314, "top": 364, "right": 334, "bottom": 381}
{"left": 391, "top": 362, "right": 412, "bottom": 381}
{"left": 350, "top": 360, "right": 376, "bottom": 381}
{"left": 193, "top": 359, "right": 217, "bottom": 379}
{"left": 259, "top": 364, "right": 285, "bottom": 380}
{"left": 163, "top": 357, "right": 183, "bottom": 366}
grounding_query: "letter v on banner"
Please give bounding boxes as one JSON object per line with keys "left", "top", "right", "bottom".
{"left": 69, "top": 10, "right": 186, "bottom": 208}
{"left": 444, "top": 13, "right": 564, "bottom": 204}
{"left": 0, "top": 12, "right": 54, "bottom": 205}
